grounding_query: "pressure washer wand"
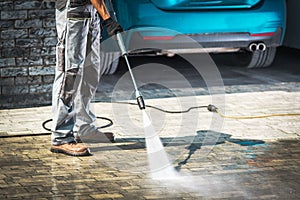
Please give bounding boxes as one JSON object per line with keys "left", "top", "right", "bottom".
{"left": 115, "top": 33, "right": 146, "bottom": 110}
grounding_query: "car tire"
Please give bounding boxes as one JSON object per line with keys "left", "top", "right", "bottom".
{"left": 247, "top": 47, "right": 277, "bottom": 68}
{"left": 224, "top": 47, "right": 277, "bottom": 68}
{"left": 100, "top": 51, "right": 121, "bottom": 75}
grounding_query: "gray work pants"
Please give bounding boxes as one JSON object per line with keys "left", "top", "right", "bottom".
{"left": 51, "top": 0, "right": 101, "bottom": 145}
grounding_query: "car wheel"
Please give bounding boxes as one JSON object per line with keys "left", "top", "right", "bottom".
{"left": 247, "top": 47, "right": 277, "bottom": 68}
{"left": 100, "top": 51, "right": 121, "bottom": 75}
{"left": 224, "top": 47, "right": 277, "bottom": 68}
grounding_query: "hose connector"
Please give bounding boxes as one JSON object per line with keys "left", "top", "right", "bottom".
{"left": 207, "top": 104, "right": 218, "bottom": 112}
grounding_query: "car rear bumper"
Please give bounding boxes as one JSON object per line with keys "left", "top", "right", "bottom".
{"left": 127, "top": 28, "right": 282, "bottom": 55}
{"left": 186, "top": 28, "right": 282, "bottom": 48}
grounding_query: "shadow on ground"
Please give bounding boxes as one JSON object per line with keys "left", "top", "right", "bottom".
{"left": 90, "top": 130, "right": 265, "bottom": 171}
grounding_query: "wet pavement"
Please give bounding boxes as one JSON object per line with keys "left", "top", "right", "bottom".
{"left": 0, "top": 131, "right": 299, "bottom": 199}
{"left": 1, "top": 47, "right": 300, "bottom": 199}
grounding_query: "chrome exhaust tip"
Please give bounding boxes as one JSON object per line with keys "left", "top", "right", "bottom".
{"left": 249, "top": 43, "right": 258, "bottom": 52}
{"left": 249, "top": 42, "right": 266, "bottom": 52}
{"left": 257, "top": 43, "right": 267, "bottom": 51}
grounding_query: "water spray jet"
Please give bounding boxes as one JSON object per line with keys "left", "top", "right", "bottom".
{"left": 116, "top": 32, "right": 178, "bottom": 179}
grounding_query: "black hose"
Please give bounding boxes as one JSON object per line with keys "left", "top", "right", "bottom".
{"left": 111, "top": 101, "right": 208, "bottom": 114}
{"left": 42, "top": 116, "right": 114, "bottom": 132}
{"left": 0, "top": 116, "right": 114, "bottom": 139}
{"left": 3, "top": 101, "right": 298, "bottom": 139}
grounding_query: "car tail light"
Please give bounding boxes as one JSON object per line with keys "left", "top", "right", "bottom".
{"left": 250, "top": 32, "right": 275, "bottom": 37}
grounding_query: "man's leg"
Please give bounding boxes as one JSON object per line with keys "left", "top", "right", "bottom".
{"left": 51, "top": 1, "right": 91, "bottom": 155}
{"left": 73, "top": 5, "right": 114, "bottom": 143}
{"left": 51, "top": 4, "right": 77, "bottom": 146}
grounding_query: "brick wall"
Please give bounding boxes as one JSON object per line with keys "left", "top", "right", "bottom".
{"left": 0, "top": 0, "right": 56, "bottom": 109}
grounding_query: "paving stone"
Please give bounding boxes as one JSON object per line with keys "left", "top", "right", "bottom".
{"left": 0, "top": 89, "right": 300, "bottom": 199}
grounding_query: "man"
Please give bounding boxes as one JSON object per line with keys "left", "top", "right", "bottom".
{"left": 50, "top": 0, "right": 123, "bottom": 156}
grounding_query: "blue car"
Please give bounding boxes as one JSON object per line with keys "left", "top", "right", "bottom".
{"left": 107, "top": 0, "right": 286, "bottom": 68}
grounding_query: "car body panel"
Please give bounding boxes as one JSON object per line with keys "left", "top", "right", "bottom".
{"left": 150, "top": 0, "right": 262, "bottom": 10}
{"left": 109, "top": 0, "right": 286, "bottom": 54}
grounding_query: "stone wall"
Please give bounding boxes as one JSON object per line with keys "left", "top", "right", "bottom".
{"left": 0, "top": 0, "right": 56, "bottom": 108}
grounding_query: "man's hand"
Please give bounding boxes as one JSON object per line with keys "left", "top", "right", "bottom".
{"left": 90, "top": 0, "right": 123, "bottom": 36}
{"left": 102, "top": 18, "right": 123, "bottom": 36}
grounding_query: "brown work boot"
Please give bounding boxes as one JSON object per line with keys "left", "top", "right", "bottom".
{"left": 75, "top": 130, "right": 114, "bottom": 143}
{"left": 50, "top": 142, "right": 91, "bottom": 156}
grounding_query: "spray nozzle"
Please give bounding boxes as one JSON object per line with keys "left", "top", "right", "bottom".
{"left": 136, "top": 96, "right": 146, "bottom": 110}
{"left": 135, "top": 91, "right": 145, "bottom": 110}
